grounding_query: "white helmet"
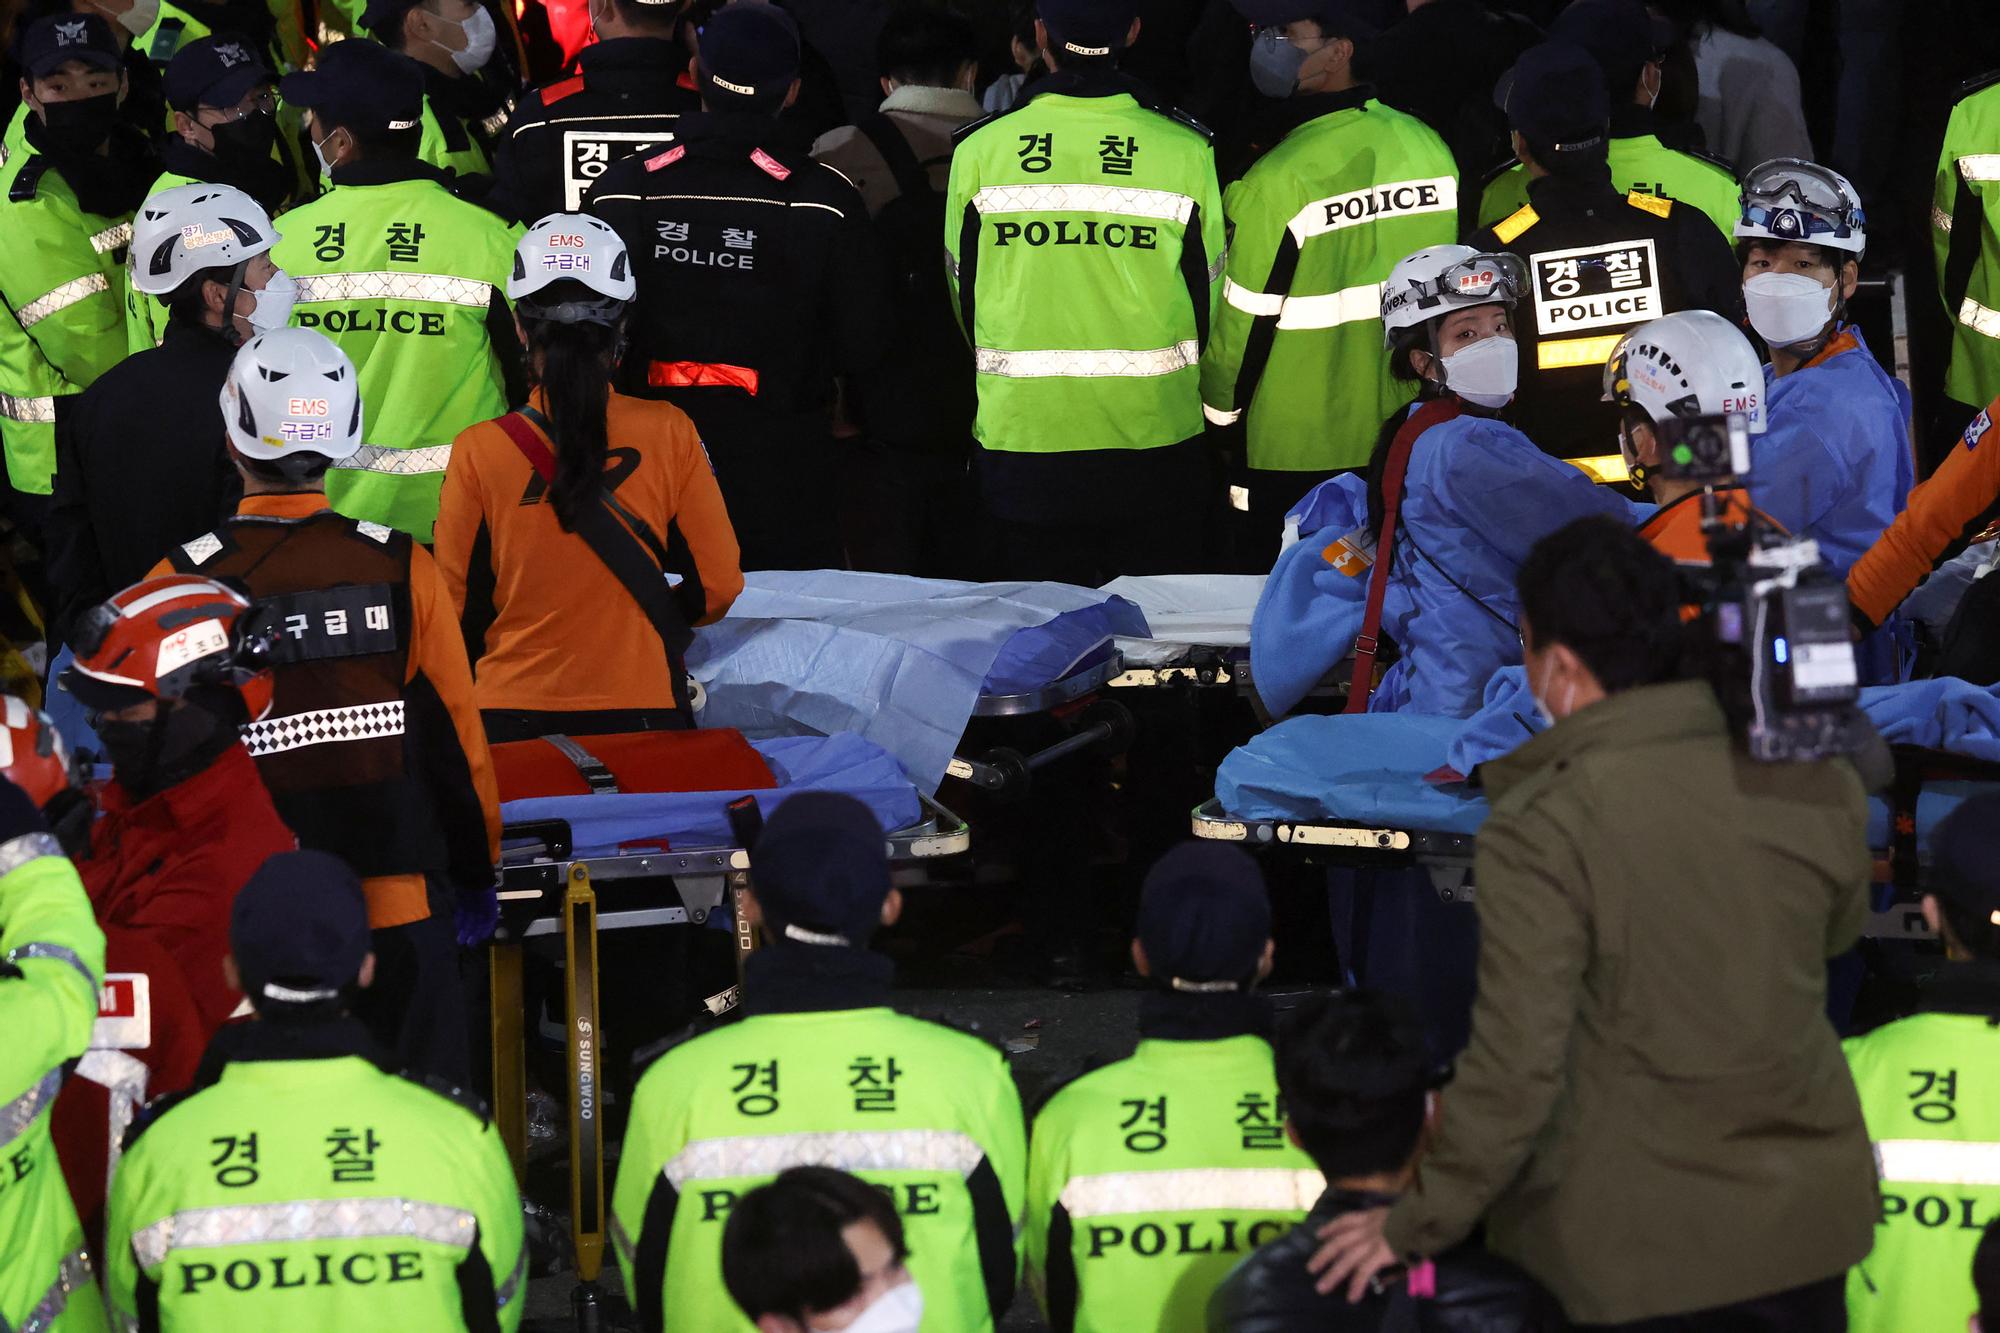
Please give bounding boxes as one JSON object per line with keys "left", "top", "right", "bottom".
{"left": 1734, "top": 157, "right": 1866, "bottom": 256}
{"left": 1380, "top": 245, "right": 1527, "bottom": 347}
{"left": 1604, "top": 310, "right": 1768, "bottom": 438}
{"left": 130, "top": 182, "right": 280, "bottom": 297}
{"left": 507, "top": 213, "right": 636, "bottom": 321}
{"left": 219, "top": 328, "right": 364, "bottom": 463}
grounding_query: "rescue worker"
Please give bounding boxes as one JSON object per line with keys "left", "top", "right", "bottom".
{"left": 144, "top": 34, "right": 298, "bottom": 231}
{"left": 614, "top": 792, "right": 1027, "bottom": 1333}
{"left": 0, "top": 12, "right": 147, "bottom": 528}
{"left": 1198, "top": 0, "right": 1457, "bottom": 565}
{"left": 103, "top": 850, "right": 526, "bottom": 1332}
{"left": 1025, "top": 842, "right": 1320, "bottom": 1333}
{"left": 50, "top": 182, "right": 287, "bottom": 637}
{"left": 153, "top": 327, "right": 501, "bottom": 1084}
{"left": 1842, "top": 792, "right": 2000, "bottom": 1333}
{"left": 270, "top": 37, "right": 522, "bottom": 542}
{"left": 1476, "top": 0, "right": 1738, "bottom": 242}
{"left": 50, "top": 577, "right": 295, "bottom": 1245}
{"left": 945, "top": 0, "right": 1226, "bottom": 583}
{"left": 1469, "top": 40, "right": 1743, "bottom": 466}
{"left": 434, "top": 215, "right": 742, "bottom": 742}
{"left": 1346, "top": 244, "right": 1636, "bottom": 717}
{"left": 488, "top": 0, "right": 698, "bottom": 224}
{"left": 1602, "top": 309, "right": 1774, "bottom": 563}
{"left": 364, "top": 0, "right": 506, "bottom": 184}
{"left": 1736, "top": 157, "right": 1913, "bottom": 576}
{"left": 1933, "top": 65, "right": 2000, "bottom": 453}
{"left": 586, "top": 1, "right": 889, "bottom": 571}
{"left": 0, "top": 735, "right": 109, "bottom": 1333}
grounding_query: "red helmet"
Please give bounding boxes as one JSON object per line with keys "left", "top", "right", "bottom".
{"left": 0, "top": 695, "right": 78, "bottom": 807}
{"left": 62, "top": 575, "right": 276, "bottom": 721}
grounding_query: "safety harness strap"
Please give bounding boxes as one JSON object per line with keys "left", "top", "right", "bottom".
{"left": 1345, "top": 397, "right": 1462, "bottom": 714}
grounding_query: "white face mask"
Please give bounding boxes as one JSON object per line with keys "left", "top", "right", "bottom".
{"left": 247, "top": 269, "right": 296, "bottom": 333}
{"left": 828, "top": 1282, "right": 923, "bottom": 1333}
{"left": 1743, "top": 270, "right": 1835, "bottom": 349}
{"left": 433, "top": 6, "right": 498, "bottom": 73}
{"left": 1528, "top": 657, "right": 1571, "bottom": 728}
{"left": 311, "top": 127, "right": 340, "bottom": 180}
{"left": 1439, "top": 334, "right": 1518, "bottom": 409}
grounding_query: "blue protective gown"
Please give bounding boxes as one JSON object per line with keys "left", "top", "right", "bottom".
{"left": 1749, "top": 326, "right": 1914, "bottom": 576}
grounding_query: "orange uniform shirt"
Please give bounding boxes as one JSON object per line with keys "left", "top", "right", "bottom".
{"left": 433, "top": 390, "right": 743, "bottom": 715}
{"left": 1848, "top": 397, "right": 2000, "bottom": 632}
{"left": 1638, "top": 486, "right": 1771, "bottom": 564}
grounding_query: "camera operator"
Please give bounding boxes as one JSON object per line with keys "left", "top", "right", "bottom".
{"left": 1308, "top": 515, "right": 1879, "bottom": 1330}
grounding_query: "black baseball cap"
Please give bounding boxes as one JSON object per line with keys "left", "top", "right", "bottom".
{"left": 278, "top": 38, "right": 423, "bottom": 133}
{"left": 163, "top": 34, "right": 272, "bottom": 114}
{"left": 18, "top": 12, "right": 122, "bottom": 80}
{"left": 696, "top": 2, "right": 801, "bottom": 103}
{"left": 231, "top": 850, "right": 372, "bottom": 1011}
{"left": 1226, "top": 0, "right": 1376, "bottom": 40}
{"left": 752, "top": 792, "right": 890, "bottom": 947}
{"left": 358, "top": 0, "right": 424, "bottom": 41}
{"left": 1137, "top": 842, "right": 1272, "bottom": 989}
{"left": 1549, "top": 0, "right": 1674, "bottom": 95}
{"left": 1927, "top": 793, "right": 2000, "bottom": 930}
{"left": 1494, "top": 40, "right": 1610, "bottom": 152}
{"left": 1037, "top": 0, "right": 1137, "bottom": 57}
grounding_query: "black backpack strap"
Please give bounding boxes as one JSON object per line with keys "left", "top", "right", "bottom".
{"left": 854, "top": 113, "right": 936, "bottom": 200}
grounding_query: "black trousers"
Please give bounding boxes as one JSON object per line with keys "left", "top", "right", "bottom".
{"left": 979, "top": 438, "right": 1218, "bottom": 585}
{"left": 1575, "top": 1275, "right": 1847, "bottom": 1332}
{"left": 836, "top": 439, "right": 978, "bottom": 580}
{"left": 1228, "top": 464, "right": 1344, "bottom": 572}
{"left": 352, "top": 876, "right": 472, "bottom": 1086}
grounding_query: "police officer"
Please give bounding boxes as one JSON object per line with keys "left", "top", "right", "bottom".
{"left": 613, "top": 792, "right": 1026, "bottom": 1333}
{"left": 270, "top": 37, "right": 521, "bottom": 541}
{"left": 130, "top": 0, "right": 300, "bottom": 115}
{"left": 147, "top": 35, "right": 301, "bottom": 221}
{"left": 103, "top": 850, "right": 525, "bottom": 1332}
{"left": 946, "top": 0, "right": 1225, "bottom": 583}
{"left": 1932, "top": 64, "right": 2000, "bottom": 455}
{"left": 1469, "top": 40, "right": 1742, "bottom": 466}
{"left": 0, "top": 12, "right": 149, "bottom": 528}
{"left": 1199, "top": 0, "right": 1456, "bottom": 566}
{"left": 1025, "top": 843, "right": 1318, "bottom": 1333}
{"left": 1843, "top": 793, "right": 2000, "bottom": 1333}
{"left": 1476, "top": 0, "right": 1738, "bottom": 242}
{"left": 363, "top": 0, "right": 506, "bottom": 184}
{"left": 586, "top": 1, "right": 889, "bottom": 571}
{"left": 489, "top": 0, "right": 698, "bottom": 224}
{"left": 0, "top": 780, "right": 109, "bottom": 1333}
{"left": 155, "top": 328, "right": 501, "bottom": 1085}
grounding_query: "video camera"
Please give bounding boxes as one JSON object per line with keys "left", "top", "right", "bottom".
{"left": 1660, "top": 416, "right": 1873, "bottom": 764}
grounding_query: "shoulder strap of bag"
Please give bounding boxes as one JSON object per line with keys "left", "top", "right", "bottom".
{"left": 855, "top": 112, "right": 937, "bottom": 200}
{"left": 1346, "top": 397, "right": 1464, "bottom": 713}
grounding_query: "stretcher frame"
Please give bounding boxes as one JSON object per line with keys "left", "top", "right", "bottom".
{"left": 945, "top": 650, "right": 1138, "bottom": 797}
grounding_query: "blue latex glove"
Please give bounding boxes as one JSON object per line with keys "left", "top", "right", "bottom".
{"left": 455, "top": 886, "right": 499, "bottom": 947}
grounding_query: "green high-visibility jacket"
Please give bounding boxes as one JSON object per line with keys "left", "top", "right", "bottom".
{"left": 104, "top": 1022, "right": 525, "bottom": 1332}
{"left": 1199, "top": 95, "right": 1457, "bottom": 472}
{"left": 418, "top": 92, "right": 495, "bottom": 181}
{"left": 270, "top": 164, "right": 520, "bottom": 540}
{"left": 1843, "top": 984, "right": 2000, "bottom": 1333}
{"left": 137, "top": 0, "right": 309, "bottom": 81}
{"left": 0, "top": 136, "right": 134, "bottom": 497}
{"left": 613, "top": 996, "right": 1028, "bottom": 1332}
{"left": 1935, "top": 73, "right": 2000, "bottom": 411}
{"left": 945, "top": 69, "right": 1225, "bottom": 456}
{"left": 1025, "top": 1032, "right": 1320, "bottom": 1333}
{"left": 0, "top": 835, "right": 110, "bottom": 1333}
{"left": 1478, "top": 133, "right": 1739, "bottom": 243}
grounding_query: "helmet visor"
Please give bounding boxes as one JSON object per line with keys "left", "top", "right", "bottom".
{"left": 1739, "top": 158, "right": 1863, "bottom": 245}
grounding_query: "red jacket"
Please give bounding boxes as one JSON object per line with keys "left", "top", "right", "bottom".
{"left": 50, "top": 742, "right": 297, "bottom": 1243}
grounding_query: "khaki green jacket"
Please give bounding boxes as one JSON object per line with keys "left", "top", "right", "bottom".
{"left": 1384, "top": 680, "right": 1877, "bottom": 1324}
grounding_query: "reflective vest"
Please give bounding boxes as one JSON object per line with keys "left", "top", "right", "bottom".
{"left": 418, "top": 92, "right": 496, "bottom": 182}
{"left": 1844, "top": 1005, "right": 2000, "bottom": 1333}
{"left": 1478, "top": 134, "right": 1738, "bottom": 242}
{"left": 1025, "top": 1033, "right": 1320, "bottom": 1333}
{"left": 0, "top": 140, "right": 133, "bottom": 498}
{"left": 268, "top": 171, "right": 520, "bottom": 540}
{"left": 103, "top": 1032, "right": 525, "bottom": 1331}
{"left": 0, "top": 837, "right": 110, "bottom": 1333}
{"left": 1934, "top": 73, "right": 2000, "bottom": 410}
{"left": 613, "top": 1002, "right": 1027, "bottom": 1332}
{"left": 1199, "top": 97, "right": 1457, "bottom": 473}
{"left": 944, "top": 71, "right": 1225, "bottom": 456}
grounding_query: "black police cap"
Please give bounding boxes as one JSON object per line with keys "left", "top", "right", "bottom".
{"left": 17, "top": 12, "right": 121, "bottom": 81}
{"left": 231, "top": 850, "right": 372, "bottom": 1010}
{"left": 163, "top": 34, "right": 272, "bottom": 114}
{"left": 1549, "top": 0, "right": 1674, "bottom": 93}
{"left": 751, "top": 792, "right": 890, "bottom": 948}
{"left": 1137, "top": 842, "right": 1272, "bottom": 990}
{"left": 696, "top": 2, "right": 801, "bottom": 102}
{"left": 278, "top": 38, "right": 423, "bottom": 133}
{"left": 1928, "top": 792, "right": 2000, "bottom": 934}
{"left": 1494, "top": 40, "right": 1610, "bottom": 153}
{"left": 1036, "top": 0, "right": 1136, "bottom": 57}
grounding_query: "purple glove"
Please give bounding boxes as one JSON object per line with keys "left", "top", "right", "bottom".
{"left": 455, "top": 886, "right": 500, "bottom": 947}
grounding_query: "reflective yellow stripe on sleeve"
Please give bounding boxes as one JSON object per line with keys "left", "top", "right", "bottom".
{"left": 1626, "top": 190, "right": 1673, "bottom": 218}
{"left": 1492, "top": 204, "right": 1539, "bottom": 246}
{"left": 1536, "top": 333, "right": 1626, "bottom": 371}
{"left": 1567, "top": 454, "right": 1631, "bottom": 485}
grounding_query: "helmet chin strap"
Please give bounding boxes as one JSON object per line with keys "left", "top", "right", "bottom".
{"left": 221, "top": 259, "right": 250, "bottom": 345}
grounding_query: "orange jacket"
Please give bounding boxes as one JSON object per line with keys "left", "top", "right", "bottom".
{"left": 1847, "top": 398, "right": 2000, "bottom": 632}
{"left": 433, "top": 390, "right": 743, "bottom": 715}
{"left": 1638, "top": 486, "right": 1772, "bottom": 564}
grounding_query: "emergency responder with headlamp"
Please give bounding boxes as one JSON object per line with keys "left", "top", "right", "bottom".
{"left": 1470, "top": 39, "right": 1741, "bottom": 468}
{"left": 104, "top": 849, "right": 525, "bottom": 1333}
{"left": 614, "top": 792, "right": 1026, "bottom": 1333}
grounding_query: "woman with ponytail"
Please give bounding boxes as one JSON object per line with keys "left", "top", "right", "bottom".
{"left": 435, "top": 213, "right": 743, "bottom": 742}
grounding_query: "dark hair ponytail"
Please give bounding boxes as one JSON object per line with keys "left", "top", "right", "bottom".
{"left": 522, "top": 294, "right": 622, "bottom": 533}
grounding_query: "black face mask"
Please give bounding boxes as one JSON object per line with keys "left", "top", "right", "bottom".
{"left": 208, "top": 108, "right": 278, "bottom": 166}
{"left": 93, "top": 703, "right": 237, "bottom": 799}
{"left": 36, "top": 91, "right": 121, "bottom": 157}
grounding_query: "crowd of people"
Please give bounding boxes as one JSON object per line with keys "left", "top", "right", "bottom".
{"left": 0, "top": 0, "right": 1998, "bottom": 1326}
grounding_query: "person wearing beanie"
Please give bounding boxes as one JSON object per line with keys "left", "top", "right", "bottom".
{"left": 102, "top": 849, "right": 525, "bottom": 1332}
{"left": 1842, "top": 791, "right": 2000, "bottom": 1333}
{"left": 1022, "top": 842, "right": 1317, "bottom": 1333}
{"left": 612, "top": 792, "right": 1027, "bottom": 1332}
{"left": 584, "top": 0, "right": 892, "bottom": 571}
